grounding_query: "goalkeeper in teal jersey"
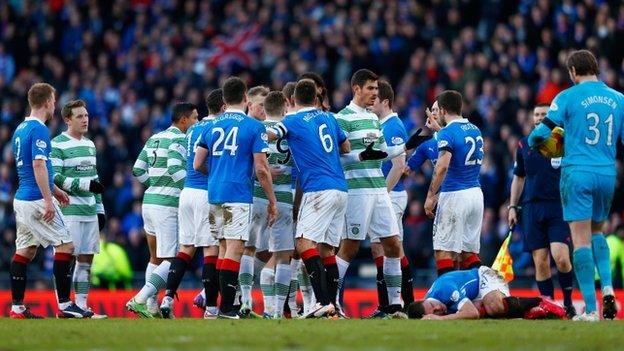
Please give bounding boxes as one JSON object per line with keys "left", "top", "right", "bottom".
{"left": 51, "top": 100, "right": 106, "bottom": 318}
{"left": 529, "top": 50, "right": 624, "bottom": 321}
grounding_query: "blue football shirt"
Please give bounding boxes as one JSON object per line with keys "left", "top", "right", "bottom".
{"left": 546, "top": 81, "right": 624, "bottom": 175}
{"left": 184, "top": 116, "right": 214, "bottom": 190}
{"left": 407, "top": 135, "right": 438, "bottom": 171}
{"left": 13, "top": 117, "right": 55, "bottom": 201}
{"left": 425, "top": 268, "right": 480, "bottom": 313}
{"left": 273, "top": 107, "right": 348, "bottom": 193}
{"left": 436, "top": 119, "right": 483, "bottom": 192}
{"left": 198, "top": 109, "right": 269, "bottom": 204}
{"left": 380, "top": 113, "right": 408, "bottom": 192}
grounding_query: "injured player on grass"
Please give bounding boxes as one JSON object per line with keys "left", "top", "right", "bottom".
{"left": 405, "top": 267, "right": 566, "bottom": 320}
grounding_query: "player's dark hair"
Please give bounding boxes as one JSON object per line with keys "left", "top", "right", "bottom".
{"left": 248, "top": 86, "right": 270, "bottom": 100}
{"left": 264, "top": 91, "right": 286, "bottom": 117}
{"left": 222, "top": 77, "right": 247, "bottom": 105}
{"left": 172, "top": 102, "right": 197, "bottom": 123}
{"left": 378, "top": 80, "right": 394, "bottom": 108}
{"left": 436, "top": 90, "right": 463, "bottom": 116}
{"left": 206, "top": 89, "right": 224, "bottom": 115}
{"left": 28, "top": 82, "right": 56, "bottom": 109}
{"left": 282, "top": 82, "right": 296, "bottom": 100}
{"left": 294, "top": 79, "right": 317, "bottom": 106}
{"left": 566, "top": 50, "right": 599, "bottom": 76}
{"left": 298, "top": 72, "right": 327, "bottom": 109}
{"left": 406, "top": 301, "right": 426, "bottom": 319}
{"left": 61, "top": 99, "right": 87, "bottom": 119}
{"left": 350, "top": 69, "right": 378, "bottom": 88}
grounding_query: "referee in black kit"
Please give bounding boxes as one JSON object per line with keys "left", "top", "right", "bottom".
{"left": 508, "top": 103, "right": 576, "bottom": 319}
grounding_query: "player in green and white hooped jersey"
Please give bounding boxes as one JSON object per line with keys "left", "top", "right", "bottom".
{"left": 335, "top": 69, "right": 406, "bottom": 319}
{"left": 252, "top": 91, "right": 297, "bottom": 319}
{"left": 238, "top": 86, "right": 271, "bottom": 318}
{"left": 51, "top": 100, "right": 107, "bottom": 319}
{"left": 126, "top": 103, "right": 198, "bottom": 318}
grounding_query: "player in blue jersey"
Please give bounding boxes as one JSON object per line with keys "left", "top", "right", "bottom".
{"left": 405, "top": 266, "right": 565, "bottom": 320}
{"left": 268, "top": 79, "right": 386, "bottom": 318}
{"left": 508, "top": 104, "right": 576, "bottom": 319}
{"left": 193, "top": 77, "right": 276, "bottom": 319}
{"left": 366, "top": 81, "right": 414, "bottom": 317}
{"left": 10, "top": 83, "right": 94, "bottom": 319}
{"left": 158, "top": 98, "right": 223, "bottom": 319}
{"left": 424, "top": 91, "right": 484, "bottom": 277}
{"left": 528, "top": 50, "right": 624, "bottom": 321}
{"left": 406, "top": 102, "right": 441, "bottom": 173}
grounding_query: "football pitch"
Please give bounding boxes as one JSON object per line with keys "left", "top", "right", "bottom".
{"left": 0, "top": 319, "right": 623, "bottom": 351}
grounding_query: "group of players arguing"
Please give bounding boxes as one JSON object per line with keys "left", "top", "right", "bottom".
{"left": 7, "top": 49, "right": 621, "bottom": 321}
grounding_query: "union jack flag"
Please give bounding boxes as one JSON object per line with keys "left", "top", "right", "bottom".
{"left": 206, "top": 25, "right": 260, "bottom": 72}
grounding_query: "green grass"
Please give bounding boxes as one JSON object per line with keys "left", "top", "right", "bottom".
{"left": 0, "top": 319, "right": 623, "bottom": 351}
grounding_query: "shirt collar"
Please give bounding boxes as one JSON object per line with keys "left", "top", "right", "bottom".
{"left": 168, "top": 125, "right": 182, "bottom": 133}
{"left": 445, "top": 118, "right": 469, "bottom": 127}
{"left": 25, "top": 116, "right": 46, "bottom": 125}
{"left": 62, "top": 131, "right": 83, "bottom": 141}
{"left": 380, "top": 112, "right": 398, "bottom": 125}
{"left": 224, "top": 108, "right": 246, "bottom": 115}
{"left": 297, "top": 107, "right": 317, "bottom": 113}
{"left": 347, "top": 101, "right": 369, "bottom": 113}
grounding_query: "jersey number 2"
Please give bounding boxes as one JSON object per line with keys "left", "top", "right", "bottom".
{"left": 212, "top": 127, "right": 239, "bottom": 156}
{"left": 464, "top": 136, "right": 483, "bottom": 165}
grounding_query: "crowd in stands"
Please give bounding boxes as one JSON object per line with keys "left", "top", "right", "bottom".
{"left": 1, "top": 0, "right": 624, "bottom": 287}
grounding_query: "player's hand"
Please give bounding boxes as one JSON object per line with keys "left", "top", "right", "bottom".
{"left": 359, "top": 143, "right": 388, "bottom": 161}
{"left": 98, "top": 213, "right": 106, "bottom": 231}
{"left": 267, "top": 201, "right": 278, "bottom": 227}
{"left": 425, "top": 109, "right": 442, "bottom": 132}
{"left": 89, "top": 180, "right": 105, "bottom": 194}
{"left": 508, "top": 208, "right": 518, "bottom": 227}
{"left": 42, "top": 198, "right": 55, "bottom": 223}
{"left": 405, "top": 128, "right": 433, "bottom": 150}
{"left": 422, "top": 314, "right": 443, "bottom": 320}
{"left": 53, "top": 187, "right": 70, "bottom": 207}
{"left": 424, "top": 194, "right": 438, "bottom": 218}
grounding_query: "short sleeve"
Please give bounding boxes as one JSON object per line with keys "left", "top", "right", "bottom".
{"left": 332, "top": 117, "right": 347, "bottom": 143}
{"left": 31, "top": 125, "right": 50, "bottom": 161}
{"left": 384, "top": 120, "right": 408, "bottom": 147}
{"left": 253, "top": 123, "right": 270, "bottom": 154}
{"left": 546, "top": 91, "right": 566, "bottom": 127}
{"left": 436, "top": 128, "right": 453, "bottom": 153}
{"left": 513, "top": 139, "right": 526, "bottom": 177}
{"left": 197, "top": 124, "right": 211, "bottom": 149}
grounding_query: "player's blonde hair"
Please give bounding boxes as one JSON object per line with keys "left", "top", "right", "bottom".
{"left": 27, "top": 83, "right": 56, "bottom": 109}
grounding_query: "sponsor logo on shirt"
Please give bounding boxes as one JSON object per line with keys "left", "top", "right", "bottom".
{"left": 438, "top": 140, "right": 449, "bottom": 148}
{"left": 549, "top": 102, "right": 558, "bottom": 111}
{"left": 451, "top": 290, "right": 460, "bottom": 302}
{"left": 36, "top": 139, "right": 47, "bottom": 149}
{"left": 550, "top": 157, "right": 562, "bottom": 169}
{"left": 391, "top": 136, "right": 404, "bottom": 145}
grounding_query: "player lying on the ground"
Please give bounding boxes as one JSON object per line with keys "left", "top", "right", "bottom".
{"left": 406, "top": 266, "right": 566, "bottom": 320}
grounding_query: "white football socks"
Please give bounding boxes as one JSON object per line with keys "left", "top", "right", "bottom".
{"left": 136, "top": 261, "right": 171, "bottom": 304}
{"left": 274, "top": 263, "right": 292, "bottom": 317}
{"left": 73, "top": 262, "right": 91, "bottom": 310}
{"left": 383, "top": 257, "right": 402, "bottom": 306}
{"left": 260, "top": 267, "right": 275, "bottom": 315}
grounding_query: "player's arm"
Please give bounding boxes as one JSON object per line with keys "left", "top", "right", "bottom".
{"left": 31, "top": 128, "right": 56, "bottom": 221}
{"left": 254, "top": 127, "right": 278, "bottom": 226}
{"left": 167, "top": 139, "right": 187, "bottom": 182}
{"left": 424, "top": 149, "right": 450, "bottom": 218}
{"left": 508, "top": 141, "right": 526, "bottom": 227}
{"left": 51, "top": 143, "right": 103, "bottom": 194}
{"left": 430, "top": 300, "right": 480, "bottom": 320}
{"left": 528, "top": 94, "right": 565, "bottom": 148}
{"left": 386, "top": 154, "right": 405, "bottom": 192}
{"left": 405, "top": 142, "right": 428, "bottom": 173}
{"left": 132, "top": 146, "right": 150, "bottom": 184}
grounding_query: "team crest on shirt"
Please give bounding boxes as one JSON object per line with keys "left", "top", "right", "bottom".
{"left": 550, "top": 157, "right": 562, "bottom": 169}
{"left": 35, "top": 139, "right": 47, "bottom": 148}
{"left": 391, "top": 136, "right": 404, "bottom": 145}
{"left": 362, "top": 132, "right": 378, "bottom": 144}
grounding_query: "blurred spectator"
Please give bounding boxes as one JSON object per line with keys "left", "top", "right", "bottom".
{"left": 0, "top": 0, "right": 623, "bottom": 285}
